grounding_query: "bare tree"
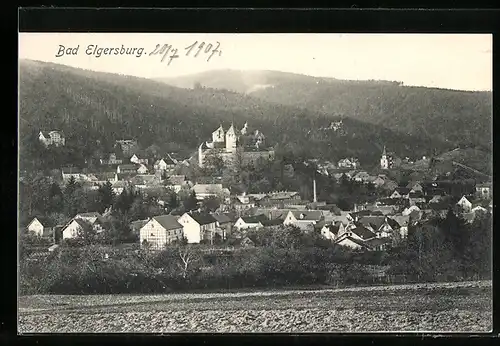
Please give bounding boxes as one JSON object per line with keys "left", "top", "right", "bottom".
{"left": 176, "top": 245, "right": 199, "bottom": 279}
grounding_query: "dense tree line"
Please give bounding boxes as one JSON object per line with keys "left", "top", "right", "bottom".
{"left": 19, "top": 209, "right": 491, "bottom": 294}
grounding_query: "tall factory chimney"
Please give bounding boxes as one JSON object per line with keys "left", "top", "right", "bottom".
{"left": 313, "top": 176, "right": 318, "bottom": 203}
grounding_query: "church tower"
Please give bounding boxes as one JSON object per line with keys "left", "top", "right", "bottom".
{"left": 380, "top": 146, "right": 390, "bottom": 169}
{"left": 225, "top": 123, "right": 237, "bottom": 152}
{"left": 212, "top": 125, "right": 225, "bottom": 143}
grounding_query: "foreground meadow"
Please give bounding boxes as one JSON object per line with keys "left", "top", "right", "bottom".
{"left": 18, "top": 280, "right": 492, "bottom": 333}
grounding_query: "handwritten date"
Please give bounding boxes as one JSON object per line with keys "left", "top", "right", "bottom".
{"left": 149, "top": 41, "right": 222, "bottom": 65}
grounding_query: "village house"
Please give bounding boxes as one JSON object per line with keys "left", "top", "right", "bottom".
{"left": 177, "top": 212, "right": 218, "bottom": 244}
{"left": 366, "top": 175, "right": 386, "bottom": 188}
{"left": 230, "top": 192, "right": 257, "bottom": 212}
{"left": 61, "top": 167, "right": 91, "bottom": 183}
{"left": 115, "top": 139, "right": 138, "bottom": 156}
{"left": 111, "top": 181, "right": 128, "bottom": 194}
{"left": 390, "top": 187, "right": 411, "bottom": 199}
{"left": 408, "top": 191, "right": 426, "bottom": 205}
{"left": 335, "top": 225, "right": 377, "bottom": 250}
{"left": 456, "top": 195, "right": 473, "bottom": 213}
{"left": 381, "top": 179, "right": 399, "bottom": 191}
{"left": 92, "top": 172, "right": 118, "bottom": 184}
{"left": 261, "top": 218, "right": 284, "bottom": 229}
{"left": 61, "top": 213, "right": 105, "bottom": 240}
{"left": 153, "top": 155, "right": 177, "bottom": 174}
{"left": 475, "top": 183, "right": 492, "bottom": 200}
{"left": 130, "top": 154, "right": 149, "bottom": 165}
{"left": 192, "top": 184, "right": 230, "bottom": 200}
{"left": 337, "top": 158, "right": 360, "bottom": 169}
{"left": 407, "top": 182, "right": 424, "bottom": 193}
{"left": 139, "top": 215, "right": 184, "bottom": 250}
{"left": 320, "top": 221, "right": 345, "bottom": 241}
{"left": 364, "top": 237, "right": 393, "bottom": 251}
{"left": 257, "top": 191, "right": 301, "bottom": 208}
{"left": 283, "top": 210, "right": 323, "bottom": 231}
{"left": 137, "top": 164, "right": 149, "bottom": 175}
{"left": 39, "top": 130, "right": 66, "bottom": 147}
{"left": 26, "top": 217, "right": 54, "bottom": 238}
{"left": 353, "top": 171, "right": 371, "bottom": 183}
{"left": 131, "top": 174, "right": 162, "bottom": 189}
{"left": 164, "top": 175, "right": 191, "bottom": 193}
{"left": 210, "top": 212, "right": 236, "bottom": 239}
{"left": 233, "top": 214, "right": 269, "bottom": 230}
{"left": 100, "top": 153, "right": 123, "bottom": 165}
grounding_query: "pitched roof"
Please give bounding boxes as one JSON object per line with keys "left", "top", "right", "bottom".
{"left": 392, "top": 215, "right": 410, "bottom": 226}
{"left": 130, "top": 219, "right": 148, "bottom": 230}
{"left": 210, "top": 213, "right": 232, "bottom": 224}
{"left": 338, "top": 236, "right": 368, "bottom": 248}
{"left": 164, "top": 154, "right": 177, "bottom": 165}
{"left": 394, "top": 187, "right": 411, "bottom": 195}
{"left": 365, "top": 237, "right": 392, "bottom": 248}
{"left": 409, "top": 191, "right": 425, "bottom": 198}
{"left": 132, "top": 174, "right": 159, "bottom": 185}
{"left": 152, "top": 215, "right": 183, "bottom": 230}
{"left": 351, "top": 226, "right": 376, "bottom": 240}
{"left": 93, "top": 172, "right": 116, "bottom": 181}
{"left": 76, "top": 212, "right": 102, "bottom": 218}
{"left": 168, "top": 175, "right": 186, "bottom": 185}
{"left": 193, "top": 184, "right": 224, "bottom": 194}
{"left": 266, "top": 191, "right": 300, "bottom": 200}
{"left": 188, "top": 212, "right": 217, "bottom": 225}
{"left": 261, "top": 219, "right": 284, "bottom": 226}
{"left": 241, "top": 214, "right": 269, "bottom": 224}
{"left": 385, "top": 217, "right": 401, "bottom": 229}
{"left": 359, "top": 216, "right": 385, "bottom": 230}
{"left": 118, "top": 164, "right": 139, "bottom": 170}
{"left": 290, "top": 210, "right": 323, "bottom": 221}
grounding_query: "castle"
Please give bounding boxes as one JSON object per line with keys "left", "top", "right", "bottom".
{"left": 198, "top": 122, "right": 275, "bottom": 168}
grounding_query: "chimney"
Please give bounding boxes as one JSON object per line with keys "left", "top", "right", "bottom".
{"left": 313, "top": 177, "right": 317, "bottom": 203}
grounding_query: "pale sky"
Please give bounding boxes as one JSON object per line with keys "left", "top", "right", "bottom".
{"left": 19, "top": 33, "right": 492, "bottom": 91}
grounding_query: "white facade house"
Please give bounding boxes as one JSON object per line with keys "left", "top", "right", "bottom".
{"left": 39, "top": 130, "right": 65, "bottom": 147}
{"left": 475, "top": 183, "right": 491, "bottom": 200}
{"left": 177, "top": 212, "right": 217, "bottom": 244}
{"left": 233, "top": 215, "right": 268, "bottom": 230}
{"left": 139, "top": 215, "right": 184, "bottom": 250}
{"left": 283, "top": 211, "right": 323, "bottom": 231}
{"left": 137, "top": 164, "right": 149, "bottom": 174}
{"left": 26, "top": 217, "right": 45, "bottom": 237}
{"left": 62, "top": 219, "right": 87, "bottom": 239}
{"left": 457, "top": 196, "right": 473, "bottom": 213}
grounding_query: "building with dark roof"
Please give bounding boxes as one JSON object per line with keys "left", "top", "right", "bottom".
{"left": 177, "top": 212, "right": 218, "bottom": 244}
{"left": 139, "top": 215, "right": 184, "bottom": 250}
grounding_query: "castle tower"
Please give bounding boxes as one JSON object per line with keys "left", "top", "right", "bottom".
{"left": 225, "top": 123, "right": 237, "bottom": 152}
{"left": 212, "top": 125, "right": 225, "bottom": 143}
{"left": 241, "top": 122, "right": 248, "bottom": 135}
{"left": 198, "top": 142, "right": 205, "bottom": 168}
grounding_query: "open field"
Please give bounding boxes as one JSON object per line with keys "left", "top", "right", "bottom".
{"left": 18, "top": 280, "right": 492, "bottom": 333}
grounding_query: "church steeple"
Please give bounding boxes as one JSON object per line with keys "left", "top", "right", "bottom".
{"left": 382, "top": 145, "right": 387, "bottom": 157}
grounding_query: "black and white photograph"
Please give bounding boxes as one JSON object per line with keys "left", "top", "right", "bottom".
{"left": 18, "top": 33, "right": 492, "bottom": 333}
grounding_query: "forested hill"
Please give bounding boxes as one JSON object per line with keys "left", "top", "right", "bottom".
{"left": 157, "top": 70, "right": 492, "bottom": 151}
{"left": 19, "top": 60, "right": 453, "bottom": 170}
